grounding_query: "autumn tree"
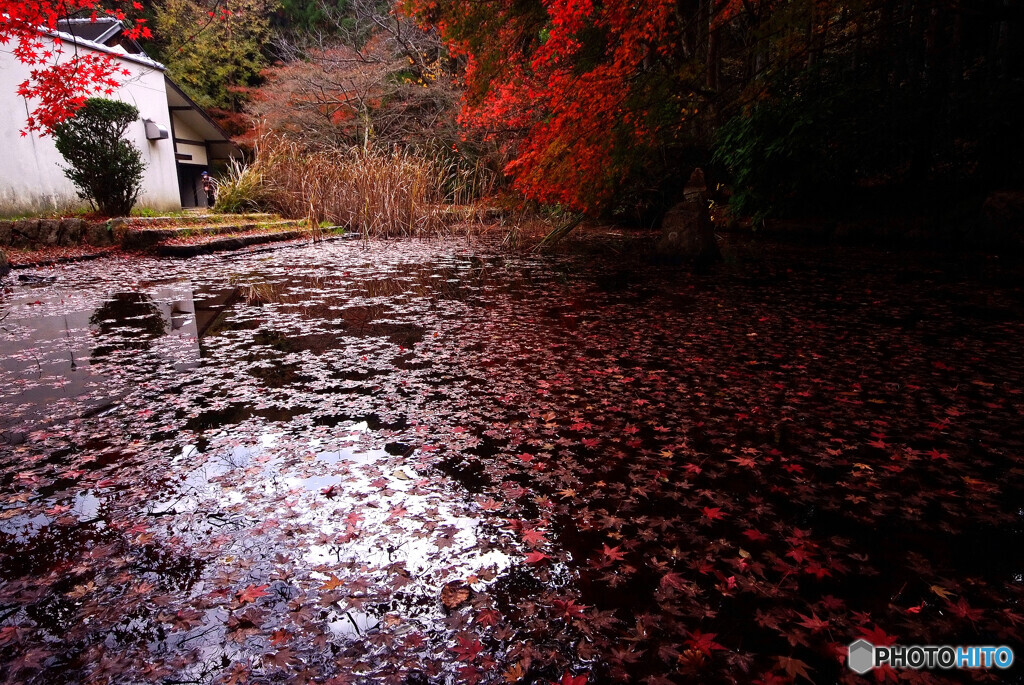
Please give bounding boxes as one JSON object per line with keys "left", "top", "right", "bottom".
{"left": 401, "top": 0, "right": 730, "bottom": 217}
{"left": 248, "top": 0, "right": 503, "bottom": 201}
{"left": 151, "top": 0, "right": 276, "bottom": 110}
{"left": 404, "top": 0, "right": 1024, "bottom": 221}
{"left": 251, "top": 0, "right": 455, "bottom": 150}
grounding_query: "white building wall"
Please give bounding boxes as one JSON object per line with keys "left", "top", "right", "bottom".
{"left": 0, "top": 39, "right": 181, "bottom": 217}
{"left": 171, "top": 117, "right": 209, "bottom": 166}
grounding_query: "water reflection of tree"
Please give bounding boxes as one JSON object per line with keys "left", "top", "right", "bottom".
{"left": 89, "top": 293, "right": 167, "bottom": 360}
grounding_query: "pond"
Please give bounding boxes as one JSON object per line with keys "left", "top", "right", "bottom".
{"left": 1, "top": 237, "right": 1023, "bottom": 684}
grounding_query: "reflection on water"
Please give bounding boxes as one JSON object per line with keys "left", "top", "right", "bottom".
{"left": 89, "top": 292, "right": 168, "bottom": 359}
{"left": 0, "top": 283, "right": 203, "bottom": 443}
{"left": 0, "top": 246, "right": 538, "bottom": 683}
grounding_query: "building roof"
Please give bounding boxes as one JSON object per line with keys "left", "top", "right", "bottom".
{"left": 165, "top": 78, "right": 241, "bottom": 160}
{"left": 56, "top": 17, "right": 124, "bottom": 45}
{"left": 46, "top": 18, "right": 164, "bottom": 71}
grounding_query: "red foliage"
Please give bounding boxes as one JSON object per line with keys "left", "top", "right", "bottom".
{"left": 401, "top": 0, "right": 749, "bottom": 213}
{"left": 0, "top": 0, "right": 151, "bottom": 133}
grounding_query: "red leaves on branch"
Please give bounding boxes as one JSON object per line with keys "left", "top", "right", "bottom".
{"left": 1, "top": 0, "right": 150, "bottom": 133}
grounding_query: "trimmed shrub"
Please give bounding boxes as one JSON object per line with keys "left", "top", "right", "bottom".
{"left": 53, "top": 98, "right": 146, "bottom": 217}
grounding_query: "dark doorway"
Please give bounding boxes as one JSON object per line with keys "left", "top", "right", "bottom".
{"left": 177, "top": 164, "right": 208, "bottom": 208}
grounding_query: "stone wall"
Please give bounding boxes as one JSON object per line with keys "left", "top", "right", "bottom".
{"left": 0, "top": 218, "right": 123, "bottom": 249}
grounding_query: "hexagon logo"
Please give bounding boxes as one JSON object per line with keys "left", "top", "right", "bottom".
{"left": 848, "top": 639, "right": 875, "bottom": 674}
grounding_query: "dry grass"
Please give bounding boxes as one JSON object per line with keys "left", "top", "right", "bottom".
{"left": 216, "top": 132, "right": 499, "bottom": 239}
{"left": 215, "top": 159, "right": 270, "bottom": 215}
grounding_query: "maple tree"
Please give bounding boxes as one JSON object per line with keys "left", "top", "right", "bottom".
{"left": 400, "top": 0, "right": 868, "bottom": 213}
{"left": 400, "top": 0, "right": 1024, "bottom": 220}
{"left": 0, "top": 0, "right": 152, "bottom": 133}
{"left": 402, "top": 0, "right": 728, "bottom": 214}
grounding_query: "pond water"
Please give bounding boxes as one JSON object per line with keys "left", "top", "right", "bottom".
{"left": 1, "top": 237, "right": 1023, "bottom": 684}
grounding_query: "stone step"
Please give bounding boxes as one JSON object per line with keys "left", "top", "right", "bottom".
{"left": 0, "top": 218, "right": 107, "bottom": 249}
{"left": 126, "top": 213, "right": 277, "bottom": 228}
{"left": 155, "top": 228, "right": 316, "bottom": 257}
{"left": 123, "top": 220, "right": 306, "bottom": 250}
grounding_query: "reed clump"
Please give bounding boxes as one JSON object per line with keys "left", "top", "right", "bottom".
{"left": 216, "top": 132, "right": 498, "bottom": 238}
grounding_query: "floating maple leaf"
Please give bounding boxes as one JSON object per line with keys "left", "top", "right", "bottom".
{"left": 441, "top": 581, "right": 471, "bottom": 609}
{"left": 701, "top": 506, "right": 726, "bottom": 522}
{"left": 556, "top": 671, "right": 588, "bottom": 685}
{"left": 236, "top": 584, "right": 270, "bottom": 604}
{"left": 775, "top": 656, "right": 814, "bottom": 683}
{"left": 685, "top": 630, "right": 726, "bottom": 655}
{"left": 795, "top": 612, "right": 829, "bottom": 633}
{"left": 551, "top": 598, "right": 589, "bottom": 620}
{"left": 452, "top": 633, "right": 484, "bottom": 662}
{"left": 521, "top": 526, "right": 547, "bottom": 547}
{"left": 320, "top": 574, "right": 344, "bottom": 592}
{"left": 855, "top": 624, "right": 897, "bottom": 647}
{"left": 602, "top": 544, "right": 626, "bottom": 562}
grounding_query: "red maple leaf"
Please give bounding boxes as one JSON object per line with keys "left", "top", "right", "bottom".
{"left": 236, "top": 584, "right": 270, "bottom": 604}
{"left": 557, "top": 671, "right": 588, "bottom": 685}
{"left": 521, "top": 527, "right": 547, "bottom": 546}
{"left": 684, "top": 629, "right": 726, "bottom": 655}
{"left": 803, "top": 560, "right": 832, "bottom": 579}
{"left": 475, "top": 608, "right": 501, "bottom": 626}
{"left": 856, "top": 624, "right": 897, "bottom": 646}
{"left": 775, "top": 656, "right": 814, "bottom": 683}
{"left": 602, "top": 544, "right": 626, "bottom": 562}
{"left": 947, "top": 597, "right": 984, "bottom": 624}
{"left": 795, "top": 612, "right": 829, "bottom": 632}
{"left": 660, "top": 571, "right": 688, "bottom": 593}
{"left": 786, "top": 547, "right": 813, "bottom": 564}
{"left": 452, "top": 633, "right": 483, "bottom": 662}
{"left": 701, "top": 506, "right": 726, "bottom": 521}
{"left": 552, "top": 598, "right": 589, "bottom": 620}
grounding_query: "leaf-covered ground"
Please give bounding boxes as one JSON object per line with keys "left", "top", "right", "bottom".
{"left": 0, "top": 237, "right": 1022, "bottom": 684}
